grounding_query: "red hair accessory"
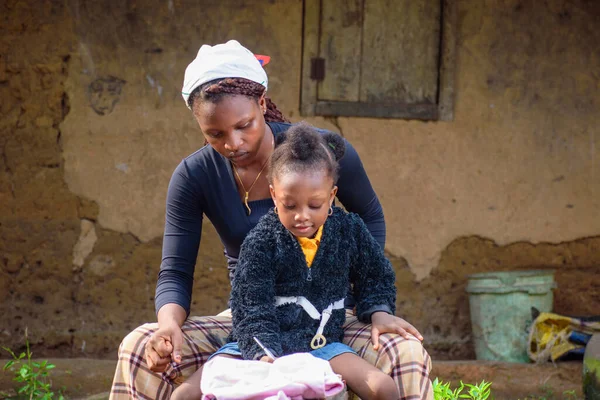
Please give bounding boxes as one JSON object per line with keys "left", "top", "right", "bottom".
{"left": 255, "top": 55, "right": 271, "bottom": 67}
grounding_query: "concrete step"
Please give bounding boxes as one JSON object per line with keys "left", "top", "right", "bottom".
{"left": 0, "top": 358, "right": 584, "bottom": 399}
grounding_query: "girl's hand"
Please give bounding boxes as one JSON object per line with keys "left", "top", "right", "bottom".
{"left": 259, "top": 355, "right": 275, "bottom": 363}
{"left": 370, "top": 312, "right": 424, "bottom": 350}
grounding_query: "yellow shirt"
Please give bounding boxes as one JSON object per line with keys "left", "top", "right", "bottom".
{"left": 296, "top": 225, "right": 323, "bottom": 267}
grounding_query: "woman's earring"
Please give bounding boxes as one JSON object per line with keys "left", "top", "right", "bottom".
{"left": 274, "top": 206, "right": 278, "bottom": 215}
{"left": 328, "top": 206, "right": 333, "bottom": 216}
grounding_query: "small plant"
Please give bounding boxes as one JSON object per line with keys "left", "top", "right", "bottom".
{"left": 562, "top": 390, "right": 578, "bottom": 400}
{"left": 2, "top": 330, "right": 64, "bottom": 400}
{"left": 433, "top": 378, "right": 492, "bottom": 400}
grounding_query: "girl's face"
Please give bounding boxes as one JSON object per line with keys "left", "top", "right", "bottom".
{"left": 192, "top": 94, "right": 268, "bottom": 167}
{"left": 270, "top": 170, "right": 338, "bottom": 238}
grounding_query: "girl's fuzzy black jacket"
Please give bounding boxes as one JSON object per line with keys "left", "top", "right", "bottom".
{"left": 230, "top": 207, "right": 397, "bottom": 360}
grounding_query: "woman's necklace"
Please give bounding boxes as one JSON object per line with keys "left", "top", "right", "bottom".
{"left": 232, "top": 138, "right": 274, "bottom": 215}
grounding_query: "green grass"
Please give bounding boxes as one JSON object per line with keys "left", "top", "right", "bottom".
{"left": 433, "top": 378, "right": 492, "bottom": 400}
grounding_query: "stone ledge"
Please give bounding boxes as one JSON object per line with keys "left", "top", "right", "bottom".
{"left": 0, "top": 359, "right": 583, "bottom": 399}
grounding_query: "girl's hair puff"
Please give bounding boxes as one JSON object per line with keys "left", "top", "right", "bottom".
{"left": 269, "top": 122, "right": 345, "bottom": 185}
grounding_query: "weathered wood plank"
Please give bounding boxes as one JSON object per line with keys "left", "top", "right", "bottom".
{"left": 318, "top": 0, "right": 363, "bottom": 102}
{"left": 315, "top": 100, "right": 437, "bottom": 120}
{"left": 438, "top": 0, "right": 457, "bottom": 121}
{"left": 301, "top": 0, "right": 321, "bottom": 116}
{"left": 360, "top": 0, "right": 440, "bottom": 104}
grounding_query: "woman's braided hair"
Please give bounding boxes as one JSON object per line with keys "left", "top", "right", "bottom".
{"left": 187, "top": 77, "right": 288, "bottom": 123}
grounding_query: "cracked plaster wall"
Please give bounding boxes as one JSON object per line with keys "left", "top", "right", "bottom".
{"left": 345, "top": 0, "right": 600, "bottom": 280}
{"left": 1, "top": 0, "right": 599, "bottom": 358}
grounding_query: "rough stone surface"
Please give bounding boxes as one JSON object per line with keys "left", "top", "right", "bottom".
{"left": 1, "top": 0, "right": 599, "bottom": 360}
{"left": 72, "top": 219, "right": 97, "bottom": 267}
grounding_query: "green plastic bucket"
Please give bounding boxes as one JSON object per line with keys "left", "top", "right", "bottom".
{"left": 466, "top": 270, "right": 556, "bottom": 362}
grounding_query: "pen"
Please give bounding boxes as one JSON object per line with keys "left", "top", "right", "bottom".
{"left": 253, "top": 336, "right": 277, "bottom": 360}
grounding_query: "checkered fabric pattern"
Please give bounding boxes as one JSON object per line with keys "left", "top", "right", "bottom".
{"left": 109, "top": 310, "right": 432, "bottom": 400}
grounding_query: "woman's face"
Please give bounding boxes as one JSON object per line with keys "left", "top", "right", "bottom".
{"left": 192, "top": 94, "right": 267, "bottom": 167}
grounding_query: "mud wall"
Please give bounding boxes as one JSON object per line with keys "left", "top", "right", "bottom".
{"left": 1, "top": 0, "right": 598, "bottom": 359}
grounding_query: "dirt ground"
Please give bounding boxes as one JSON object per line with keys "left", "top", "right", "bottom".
{"left": 0, "top": 358, "right": 584, "bottom": 400}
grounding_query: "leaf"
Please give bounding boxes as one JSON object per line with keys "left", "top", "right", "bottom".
{"left": 2, "top": 346, "right": 17, "bottom": 359}
{"left": 3, "top": 360, "right": 15, "bottom": 371}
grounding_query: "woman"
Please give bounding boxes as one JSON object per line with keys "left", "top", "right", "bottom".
{"left": 109, "top": 40, "right": 432, "bottom": 400}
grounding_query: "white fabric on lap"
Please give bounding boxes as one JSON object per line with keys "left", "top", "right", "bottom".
{"left": 201, "top": 352, "right": 344, "bottom": 400}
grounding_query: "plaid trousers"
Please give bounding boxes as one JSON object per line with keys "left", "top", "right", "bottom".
{"left": 110, "top": 310, "right": 433, "bottom": 400}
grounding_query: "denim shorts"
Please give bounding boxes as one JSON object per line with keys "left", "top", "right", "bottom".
{"left": 208, "top": 341, "right": 356, "bottom": 362}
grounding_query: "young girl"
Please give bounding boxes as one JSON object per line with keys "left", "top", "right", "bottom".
{"left": 172, "top": 123, "right": 421, "bottom": 400}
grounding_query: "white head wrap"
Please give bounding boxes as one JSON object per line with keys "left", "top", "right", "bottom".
{"left": 181, "top": 40, "right": 268, "bottom": 109}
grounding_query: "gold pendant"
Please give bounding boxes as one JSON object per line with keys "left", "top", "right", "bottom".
{"left": 244, "top": 192, "right": 251, "bottom": 215}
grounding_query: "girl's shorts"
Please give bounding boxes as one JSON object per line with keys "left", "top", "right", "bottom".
{"left": 208, "top": 341, "right": 356, "bottom": 362}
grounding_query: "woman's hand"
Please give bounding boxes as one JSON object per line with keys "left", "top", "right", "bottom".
{"left": 145, "top": 303, "right": 187, "bottom": 372}
{"left": 259, "top": 355, "right": 275, "bottom": 363}
{"left": 370, "top": 312, "right": 424, "bottom": 350}
{"left": 145, "top": 320, "right": 183, "bottom": 372}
